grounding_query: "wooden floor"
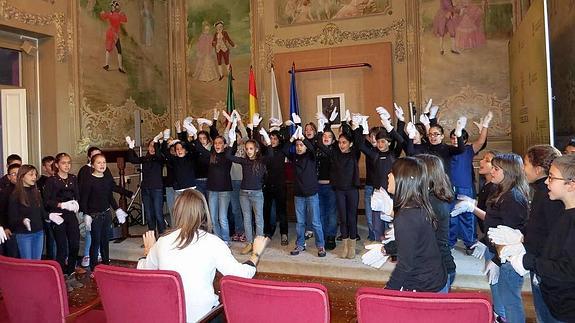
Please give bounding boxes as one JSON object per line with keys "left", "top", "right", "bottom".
{"left": 64, "top": 260, "right": 536, "bottom": 323}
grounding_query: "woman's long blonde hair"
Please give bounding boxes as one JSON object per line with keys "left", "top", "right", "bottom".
{"left": 171, "top": 189, "right": 212, "bottom": 249}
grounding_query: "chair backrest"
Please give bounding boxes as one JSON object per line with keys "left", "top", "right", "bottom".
{"left": 0, "top": 255, "right": 69, "bottom": 323}
{"left": 220, "top": 275, "right": 330, "bottom": 323}
{"left": 94, "top": 264, "right": 186, "bottom": 323}
{"left": 356, "top": 287, "right": 493, "bottom": 323}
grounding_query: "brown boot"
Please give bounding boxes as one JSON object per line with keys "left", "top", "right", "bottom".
{"left": 347, "top": 238, "right": 357, "bottom": 259}
{"left": 340, "top": 238, "right": 350, "bottom": 258}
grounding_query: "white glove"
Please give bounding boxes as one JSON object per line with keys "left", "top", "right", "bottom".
{"left": 0, "top": 227, "right": 7, "bottom": 244}
{"left": 318, "top": 118, "right": 327, "bottom": 132}
{"left": 454, "top": 116, "right": 467, "bottom": 137}
{"left": 380, "top": 117, "right": 393, "bottom": 132}
{"left": 406, "top": 122, "right": 417, "bottom": 140}
{"left": 222, "top": 110, "right": 233, "bottom": 123}
{"left": 450, "top": 198, "right": 476, "bottom": 217}
{"left": 393, "top": 103, "right": 405, "bottom": 122}
{"left": 168, "top": 139, "right": 181, "bottom": 147}
{"left": 49, "top": 213, "right": 64, "bottom": 225}
{"left": 269, "top": 117, "right": 282, "bottom": 128}
{"left": 259, "top": 128, "right": 271, "bottom": 146}
{"left": 284, "top": 120, "right": 294, "bottom": 127}
{"left": 163, "top": 128, "right": 171, "bottom": 140}
{"left": 23, "top": 218, "right": 31, "bottom": 231}
{"left": 383, "top": 225, "right": 395, "bottom": 244}
{"left": 482, "top": 111, "right": 493, "bottom": 128}
{"left": 473, "top": 117, "right": 485, "bottom": 132}
{"left": 184, "top": 123, "right": 198, "bottom": 137}
{"left": 509, "top": 252, "right": 529, "bottom": 276}
{"left": 344, "top": 110, "right": 351, "bottom": 122}
{"left": 115, "top": 209, "right": 128, "bottom": 224}
{"left": 228, "top": 120, "right": 238, "bottom": 144}
{"left": 362, "top": 246, "right": 389, "bottom": 269}
{"left": 499, "top": 243, "right": 526, "bottom": 263}
{"left": 470, "top": 241, "right": 487, "bottom": 259}
{"left": 153, "top": 131, "right": 163, "bottom": 143}
{"left": 196, "top": 117, "right": 213, "bottom": 128}
{"left": 213, "top": 109, "right": 220, "bottom": 121}
{"left": 371, "top": 189, "right": 393, "bottom": 216}
{"left": 85, "top": 215, "right": 92, "bottom": 231}
{"left": 291, "top": 113, "right": 301, "bottom": 125}
{"left": 375, "top": 106, "right": 391, "bottom": 120}
{"left": 125, "top": 136, "right": 136, "bottom": 149}
{"left": 429, "top": 105, "right": 439, "bottom": 119}
{"left": 231, "top": 110, "right": 241, "bottom": 123}
{"left": 351, "top": 114, "right": 363, "bottom": 129}
{"left": 423, "top": 98, "right": 433, "bottom": 114}
{"left": 290, "top": 126, "right": 303, "bottom": 142}
{"left": 484, "top": 260, "right": 500, "bottom": 285}
{"left": 182, "top": 116, "right": 194, "bottom": 129}
{"left": 488, "top": 225, "right": 524, "bottom": 246}
{"left": 419, "top": 114, "right": 430, "bottom": 126}
{"left": 360, "top": 116, "right": 370, "bottom": 135}
{"left": 252, "top": 113, "right": 263, "bottom": 127}
{"left": 329, "top": 109, "right": 338, "bottom": 122}
{"left": 60, "top": 200, "right": 79, "bottom": 213}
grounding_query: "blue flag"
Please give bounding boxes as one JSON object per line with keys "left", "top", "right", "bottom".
{"left": 289, "top": 63, "right": 299, "bottom": 137}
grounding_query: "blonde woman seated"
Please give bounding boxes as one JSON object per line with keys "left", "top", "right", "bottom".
{"left": 137, "top": 189, "right": 270, "bottom": 322}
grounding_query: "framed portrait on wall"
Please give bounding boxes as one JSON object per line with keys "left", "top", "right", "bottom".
{"left": 317, "top": 93, "right": 345, "bottom": 126}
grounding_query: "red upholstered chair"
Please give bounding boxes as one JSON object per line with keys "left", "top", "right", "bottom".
{"left": 94, "top": 265, "right": 187, "bottom": 323}
{"left": 0, "top": 255, "right": 103, "bottom": 323}
{"left": 220, "top": 275, "right": 330, "bottom": 323}
{"left": 356, "top": 287, "right": 493, "bottom": 323}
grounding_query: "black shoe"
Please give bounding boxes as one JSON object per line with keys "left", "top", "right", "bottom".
{"left": 290, "top": 245, "right": 305, "bottom": 256}
{"left": 325, "top": 237, "right": 336, "bottom": 250}
{"left": 281, "top": 234, "right": 289, "bottom": 246}
{"left": 336, "top": 235, "right": 343, "bottom": 241}
{"left": 102, "top": 65, "right": 109, "bottom": 71}
{"left": 355, "top": 235, "right": 361, "bottom": 241}
{"left": 317, "top": 247, "right": 326, "bottom": 257}
{"left": 118, "top": 67, "right": 126, "bottom": 74}
{"left": 465, "top": 246, "right": 474, "bottom": 256}
{"left": 304, "top": 231, "right": 313, "bottom": 240}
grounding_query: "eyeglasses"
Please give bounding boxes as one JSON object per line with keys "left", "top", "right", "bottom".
{"left": 428, "top": 132, "right": 443, "bottom": 137}
{"left": 8, "top": 173, "right": 17, "bottom": 177}
{"left": 547, "top": 175, "right": 573, "bottom": 183}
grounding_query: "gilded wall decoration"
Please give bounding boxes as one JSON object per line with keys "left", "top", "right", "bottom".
{"left": 0, "top": 0, "right": 68, "bottom": 62}
{"left": 80, "top": 97, "right": 170, "bottom": 150}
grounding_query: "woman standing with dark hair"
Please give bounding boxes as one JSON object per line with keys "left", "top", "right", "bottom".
{"left": 385, "top": 157, "right": 447, "bottom": 292}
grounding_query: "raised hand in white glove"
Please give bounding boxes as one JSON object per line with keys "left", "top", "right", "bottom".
{"left": 429, "top": 105, "right": 440, "bottom": 119}
{"left": 393, "top": 103, "right": 405, "bottom": 122}
{"left": 291, "top": 113, "right": 301, "bottom": 125}
{"left": 290, "top": 126, "right": 303, "bottom": 142}
{"left": 488, "top": 225, "right": 524, "bottom": 246}
{"left": 163, "top": 128, "right": 171, "bottom": 140}
{"left": 380, "top": 117, "right": 393, "bottom": 132}
{"left": 259, "top": 128, "right": 271, "bottom": 146}
{"left": 231, "top": 110, "right": 242, "bottom": 123}
{"left": 450, "top": 198, "right": 476, "bottom": 217}
{"left": 406, "top": 122, "right": 417, "bottom": 140}
{"left": 344, "top": 110, "right": 351, "bottom": 122}
{"left": 423, "top": 98, "right": 433, "bottom": 114}
{"left": 23, "top": 218, "right": 31, "bottom": 231}
{"left": 184, "top": 123, "right": 198, "bottom": 137}
{"left": 484, "top": 260, "right": 500, "bottom": 285}
{"left": 116, "top": 209, "right": 128, "bottom": 224}
{"left": 153, "top": 131, "right": 163, "bottom": 143}
{"left": 329, "top": 109, "right": 338, "bottom": 122}
{"left": 473, "top": 116, "right": 485, "bottom": 132}
{"left": 454, "top": 116, "right": 467, "bottom": 137}
{"left": 222, "top": 110, "right": 232, "bottom": 123}
{"left": 252, "top": 113, "right": 263, "bottom": 127}
{"left": 351, "top": 114, "right": 363, "bottom": 129}
{"left": 125, "top": 136, "right": 136, "bottom": 149}
{"left": 183, "top": 116, "right": 194, "bottom": 129}
{"left": 269, "top": 118, "right": 282, "bottom": 128}
{"left": 375, "top": 106, "right": 391, "bottom": 120}
{"left": 317, "top": 118, "right": 327, "bottom": 132}
{"left": 419, "top": 114, "right": 430, "bottom": 126}
{"left": 470, "top": 241, "right": 487, "bottom": 259}
{"left": 85, "top": 215, "right": 92, "bottom": 231}
{"left": 360, "top": 116, "right": 370, "bottom": 135}
{"left": 0, "top": 227, "right": 7, "bottom": 244}
{"left": 213, "top": 109, "right": 220, "bottom": 121}
{"left": 482, "top": 111, "right": 493, "bottom": 128}
{"left": 49, "top": 213, "right": 64, "bottom": 225}
{"left": 196, "top": 117, "right": 213, "bottom": 128}
{"left": 228, "top": 129, "right": 237, "bottom": 145}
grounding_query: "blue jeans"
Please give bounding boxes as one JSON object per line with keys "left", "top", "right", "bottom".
{"left": 239, "top": 190, "right": 264, "bottom": 242}
{"left": 165, "top": 186, "right": 175, "bottom": 226}
{"left": 229, "top": 180, "right": 244, "bottom": 235}
{"left": 295, "top": 194, "right": 325, "bottom": 248}
{"left": 318, "top": 184, "right": 337, "bottom": 238}
{"left": 364, "top": 185, "right": 375, "bottom": 240}
{"left": 195, "top": 178, "right": 208, "bottom": 200}
{"left": 531, "top": 272, "right": 563, "bottom": 323}
{"left": 449, "top": 186, "right": 476, "bottom": 248}
{"left": 16, "top": 231, "right": 44, "bottom": 260}
{"left": 89, "top": 212, "right": 111, "bottom": 270}
{"left": 493, "top": 262, "right": 524, "bottom": 323}
{"left": 439, "top": 271, "right": 456, "bottom": 293}
{"left": 208, "top": 191, "right": 231, "bottom": 242}
{"left": 142, "top": 188, "right": 165, "bottom": 233}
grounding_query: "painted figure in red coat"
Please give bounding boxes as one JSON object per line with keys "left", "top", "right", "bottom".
{"left": 100, "top": 0, "right": 127, "bottom": 73}
{"left": 432, "top": 0, "right": 461, "bottom": 55}
{"left": 212, "top": 21, "right": 235, "bottom": 81}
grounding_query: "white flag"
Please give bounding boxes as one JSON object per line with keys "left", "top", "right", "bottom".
{"left": 270, "top": 66, "right": 282, "bottom": 121}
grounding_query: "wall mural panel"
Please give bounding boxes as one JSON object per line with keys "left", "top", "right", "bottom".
{"left": 78, "top": 0, "right": 170, "bottom": 148}
{"left": 186, "top": 0, "right": 251, "bottom": 117}
{"left": 419, "top": 0, "right": 513, "bottom": 137}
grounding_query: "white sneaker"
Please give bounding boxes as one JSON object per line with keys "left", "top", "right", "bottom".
{"left": 81, "top": 256, "right": 90, "bottom": 267}
{"left": 98, "top": 254, "right": 102, "bottom": 262}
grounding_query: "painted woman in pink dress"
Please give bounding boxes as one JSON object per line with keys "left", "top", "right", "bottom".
{"left": 100, "top": 0, "right": 127, "bottom": 73}
{"left": 432, "top": 0, "right": 461, "bottom": 55}
{"left": 193, "top": 21, "right": 219, "bottom": 82}
{"left": 455, "top": 0, "right": 486, "bottom": 50}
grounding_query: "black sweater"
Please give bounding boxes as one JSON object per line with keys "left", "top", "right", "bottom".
{"left": 359, "top": 129, "right": 403, "bottom": 191}
{"left": 225, "top": 143, "right": 272, "bottom": 191}
{"left": 78, "top": 164, "right": 133, "bottom": 200}
{"left": 316, "top": 127, "right": 361, "bottom": 191}
{"left": 523, "top": 207, "right": 575, "bottom": 322}
{"left": 80, "top": 174, "right": 119, "bottom": 215}
{"left": 264, "top": 143, "right": 287, "bottom": 189}
{"left": 207, "top": 150, "right": 233, "bottom": 192}
{"left": 483, "top": 188, "right": 529, "bottom": 266}
{"left": 286, "top": 139, "right": 318, "bottom": 197}
{"left": 161, "top": 141, "right": 197, "bottom": 190}
{"left": 43, "top": 174, "right": 80, "bottom": 215}
{"left": 430, "top": 194, "right": 456, "bottom": 273}
{"left": 126, "top": 146, "right": 164, "bottom": 189}
{"left": 524, "top": 178, "right": 564, "bottom": 257}
{"left": 0, "top": 183, "right": 14, "bottom": 227}
{"left": 8, "top": 187, "right": 46, "bottom": 233}
{"left": 477, "top": 181, "right": 496, "bottom": 211}
{"left": 386, "top": 207, "right": 447, "bottom": 292}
